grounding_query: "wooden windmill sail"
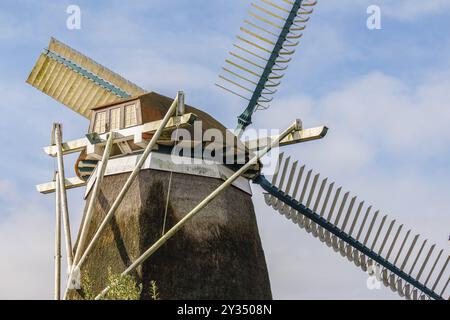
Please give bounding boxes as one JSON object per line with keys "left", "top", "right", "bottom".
{"left": 27, "top": 37, "right": 146, "bottom": 118}
{"left": 28, "top": 0, "right": 448, "bottom": 301}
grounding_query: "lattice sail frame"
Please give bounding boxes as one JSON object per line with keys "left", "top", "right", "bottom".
{"left": 256, "top": 153, "right": 449, "bottom": 300}
{"left": 216, "top": 0, "right": 318, "bottom": 132}
{"left": 27, "top": 38, "right": 146, "bottom": 119}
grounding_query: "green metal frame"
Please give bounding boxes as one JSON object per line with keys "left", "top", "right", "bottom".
{"left": 237, "top": 0, "right": 304, "bottom": 132}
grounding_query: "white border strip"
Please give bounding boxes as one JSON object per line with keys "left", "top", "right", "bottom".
{"left": 84, "top": 152, "right": 252, "bottom": 199}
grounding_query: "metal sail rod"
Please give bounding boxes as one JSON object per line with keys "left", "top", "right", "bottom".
{"left": 292, "top": 165, "right": 305, "bottom": 200}
{"left": 299, "top": 170, "right": 312, "bottom": 203}
{"left": 348, "top": 201, "right": 364, "bottom": 236}
{"left": 370, "top": 215, "right": 387, "bottom": 251}
{"left": 333, "top": 192, "right": 349, "bottom": 226}
{"left": 256, "top": 175, "right": 444, "bottom": 300}
{"left": 306, "top": 173, "right": 319, "bottom": 208}
{"left": 363, "top": 210, "right": 379, "bottom": 246}
{"left": 313, "top": 178, "right": 327, "bottom": 212}
{"left": 236, "top": 0, "right": 305, "bottom": 136}
{"left": 271, "top": 153, "right": 285, "bottom": 184}
{"left": 285, "top": 161, "right": 298, "bottom": 195}
{"left": 386, "top": 225, "right": 403, "bottom": 261}
{"left": 341, "top": 196, "right": 356, "bottom": 232}
{"left": 440, "top": 276, "right": 450, "bottom": 297}
{"left": 278, "top": 157, "right": 291, "bottom": 188}
{"left": 356, "top": 206, "right": 371, "bottom": 242}
{"left": 400, "top": 234, "right": 419, "bottom": 271}
{"left": 417, "top": 245, "right": 436, "bottom": 281}
{"left": 409, "top": 240, "right": 427, "bottom": 276}
{"left": 326, "top": 187, "right": 342, "bottom": 221}
{"left": 94, "top": 120, "right": 301, "bottom": 300}
{"left": 54, "top": 124, "right": 74, "bottom": 269}
{"left": 378, "top": 220, "right": 396, "bottom": 255}
{"left": 393, "top": 230, "right": 411, "bottom": 266}
{"left": 424, "top": 250, "right": 443, "bottom": 287}
{"left": 432, "top": 256, "right": 449, "bottom": 292}
{"left": 320, "top": 183, "right": 334, "bottom": 217}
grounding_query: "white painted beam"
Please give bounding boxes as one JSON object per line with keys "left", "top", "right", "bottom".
{"left": 246, "top": 125, "right": 328, "bottom": 151}
{"left": 44, "top": 113, "right": 197, "bottom": 157}
{"left": 94, "top": 120, "right": 300, "bottom": 300}
{"left": 36, "top": 177, "right": 87, "bottom": 194}
{"left": 65, "top": 92, "right": 182, "bottom": 300}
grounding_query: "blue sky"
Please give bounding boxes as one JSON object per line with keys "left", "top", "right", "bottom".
{"left": 0, "top": 0, "right": 449, "bottom": 299}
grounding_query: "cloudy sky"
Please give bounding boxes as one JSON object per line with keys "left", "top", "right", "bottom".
{"left": 0, "top": 0, "right": 449, "bottom": 300}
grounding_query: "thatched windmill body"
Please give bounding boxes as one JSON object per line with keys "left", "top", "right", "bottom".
{"left": 30, "top": 0, "right": 449, "bottom": 300}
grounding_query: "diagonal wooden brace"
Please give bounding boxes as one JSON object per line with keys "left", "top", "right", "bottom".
{"left": 94, "top": 119, "right": 300, "bottom": 300}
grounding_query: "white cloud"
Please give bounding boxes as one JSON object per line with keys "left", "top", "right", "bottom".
{"left": 0, "top": 180, "right": 18, "bottom": 202}
{"left": 257, "top": 69, "right": 450, "bottom": 163}
{"left": 254, "top": 192, "right": 401, "bottom": 300}
{"left": 0, "top": 181, "right": 53, "bottom": 299}
{"left": 383, "top": 0, "right": 450, "bottom": 21}
{"left": 253, "top": 68, "right": 450, "bottom": 299}
{"left": 320, "top": 0, "right": 450, "bottom": 21}
{"left": 0, "top": 178, "right": 85, "bottom": 300}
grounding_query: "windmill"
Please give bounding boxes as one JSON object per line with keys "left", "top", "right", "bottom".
{"left": 28, "top": 0, "right": 449, "bottom": 300}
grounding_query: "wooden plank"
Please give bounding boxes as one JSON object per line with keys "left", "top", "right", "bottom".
{"left": 246, "top": 125, "right": 328, "bottom": 150}
{"left": 44, "top": 113, "right": 197, "bottom": 157}
{"left": 49, "top": 38, "right": 146, "bottom": 97}
{"left": 36, "top": 177, "right": 87, "bottom": 194}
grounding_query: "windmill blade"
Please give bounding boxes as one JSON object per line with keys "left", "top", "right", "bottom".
{"left": 26, "top": 38, "right": 146, "bottom": 119}
{"left": 257, "top": 153, "right": 449, "bottom": 300}
{"left": 215, "top": 0, "right": 318, "bottom": 135}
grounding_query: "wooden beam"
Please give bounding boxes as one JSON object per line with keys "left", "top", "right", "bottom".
{"left": 44, "top": 113, "right": 197, "bottom": 157}
{"left": 246, "top": 125, "right": 328, "bottom": 151}
{"left": 65, "top": 92, "right": 183, "bottom": 300}
{"left": 72, "top": 133, "right": 114, "bottom": 271}
{"left": 94, "top": 120, "right": 300, "bottom": 300}
{"left": 54, "top": 123, "right": 74, "bottom": 269}
{"left": 36, "top": 177, "right": 87, "bottom": 194}
{"left": 54, "top": 172, "right": 61, "bottom": 300}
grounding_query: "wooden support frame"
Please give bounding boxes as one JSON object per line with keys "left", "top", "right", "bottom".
{"left": 54, "top": 172, "right": 61, "bottom": 300}
{"left": 42, "top": 90, "right": 323, "bottom": 300}
{"left": 44, "top": 113, "right": 197, "bottom": 158}
{"left": 64, "top": 91, "right": 184, "bottom": 299}
{"left": 72, "top": 133, "right": 114, "bottom": 270}
{"left": 94, "top": 119, "right": 301, "bottom": 300}
{"left": 54, "top": 123, "right": 74, "bottom": 269}
{"left": 36, "top": 177, "right": 87, "bottom": 194}
{"left": 246, "top": 125, "right": 328, "bottom": 151}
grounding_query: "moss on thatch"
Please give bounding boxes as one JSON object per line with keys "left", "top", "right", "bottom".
{"left": 69, "top": 170, "right": 272, "bottom": 300}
